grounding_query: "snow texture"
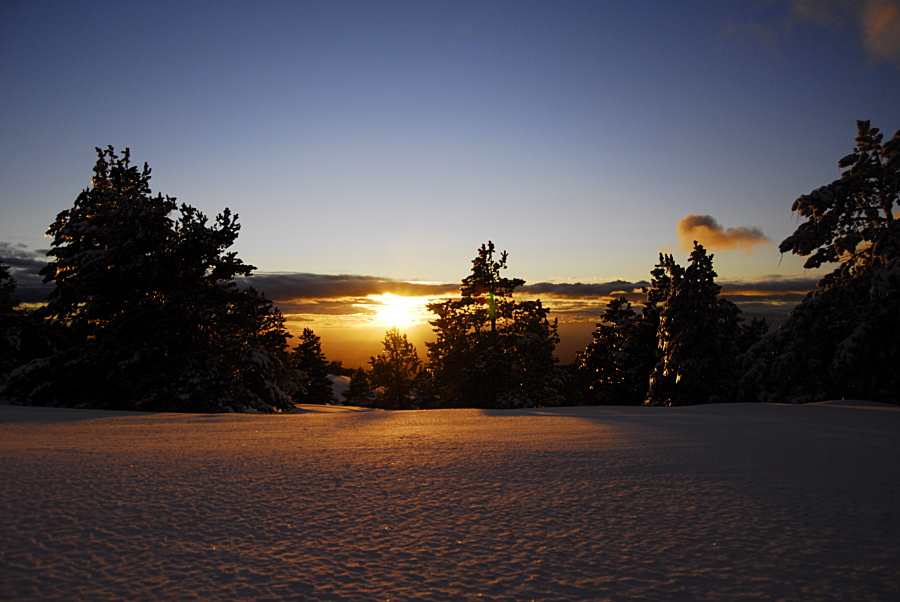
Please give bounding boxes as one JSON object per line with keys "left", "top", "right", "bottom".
{"left": 1, "top": 402, "right": 898, "bottom": 601}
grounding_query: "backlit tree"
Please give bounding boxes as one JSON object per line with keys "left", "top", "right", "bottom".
{"left": 742, "top": 121, "right": 900, "bottom": 403}
{"left": 369, "top": 327, "right": 421, "bottom": 409}
{"left": 5, "top": 147, "right": 297, "bottom": 412}
{"left": 426, "top": 242, "right": 564, "bottom": 408}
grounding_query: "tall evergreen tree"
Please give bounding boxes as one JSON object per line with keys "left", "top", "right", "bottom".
{"left": 742, "top": 121, "right": 900, "bottom": 403}
{"left": 291, "top": 328, "right": 336, "bottom": 405}
{"left": 577, "top": 254, "right": 676, "bottom": 405}
{"left": 369, "top": 327, "right": 421, "bottom": 409}
{"left": 4, "top": 146, "right": 297, "bottom": 412}
{"left": 646, "top": 242, "right": 742, "bottom": 406}
{"left": 426, "top": 242, "right": 564, "bottom": 408}
{"left": 577, "top": 298, "right": 644, "bottom": 405}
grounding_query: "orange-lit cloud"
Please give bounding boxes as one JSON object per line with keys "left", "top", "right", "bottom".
{"left": 676, "top": 214, "right": 771, "bottom": 253}
{"left": 861, "top": 0, "right": 900, "bottom": 64}
{"left": 727, "top": 1, "right": 900, "bottom": 67}
{"left": 788, "top": 0, "right": 900, "bottom": 65}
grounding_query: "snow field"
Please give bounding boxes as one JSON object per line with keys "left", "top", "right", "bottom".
{"left": 1, "top": 402, "right": 898, "bottom": 601}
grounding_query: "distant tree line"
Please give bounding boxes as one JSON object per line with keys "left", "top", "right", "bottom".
{"left": 1, "top": 120, "right": 897, "bottom": 411}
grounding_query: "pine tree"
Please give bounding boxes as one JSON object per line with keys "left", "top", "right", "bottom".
{"left": 369, "top": 327, "right": 421, "bottom": 409}
{"left": 646, "top": 242, "right": 742, "bottom": 406}
{"left": 577, "top": 254, "right": 677, "bottom": 405}
{"left": 742, "top": 121, "right": 900, "bottom": 403}
{"left": 343, "top": 367, "right": 376, "bottom": 407}
{"left": 426, "top": 242, "right": 564, "bottom": 408}
{"left": 576, "top": 298, "right": 643, "bottom": 405}
{"left": 4, "top": 146, "right": 297, "bottom": 412}
{"left": 291, "top": 328, "right": 336, "bottom": 405}
{"left": 0, "top": 264, "right": 22, "bottom": 388}
{"left": 459, "top": 241, "right": 525, "bottom": 334}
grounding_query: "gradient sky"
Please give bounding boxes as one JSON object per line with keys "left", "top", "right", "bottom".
{"left": 2, "top": 1, "right": 899, "bottom": 366}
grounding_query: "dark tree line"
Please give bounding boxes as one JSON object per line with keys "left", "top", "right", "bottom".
{"left": 2, "top": 121, "right": 897, "bottom": 411}
{"left": 576, "top": 120, "right": 898, "bottom": 406}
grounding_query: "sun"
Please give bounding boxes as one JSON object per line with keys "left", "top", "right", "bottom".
{"left": 365, "top": 293, "right": 432, "bottom": 329}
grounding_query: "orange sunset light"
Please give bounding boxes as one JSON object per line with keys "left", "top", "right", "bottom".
{"left": 359, "top": 293, "right": 435, "bottom": 329}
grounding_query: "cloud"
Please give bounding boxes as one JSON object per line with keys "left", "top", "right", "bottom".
{"left": 520, "top": 280, "right": 650, "bottom": 299}
{"left": 244, "top": 271, "right": 818, "bottom": 310}
{"left": 0, "top": 242, "right": 52, "bottom": 303}
{"left": 720, "top": 276, "right": 819, "bottom": 294}
{"left": 787, "top": 0, "right": 900, "bottom": 65}
{"left": 787, "top": 0, "right": 852, "bottom": 27}
{"left": 861, "top": 0, "right": 900, "bottom": 64}
{"left": 0, "top": 242, "right": 48, "bottom": 272}
{"left": 676, "top": 214, "right": 771, "bottom": 253}
{"left": 724, "top": 1, "right": 900, "bottom": 67}
{"left": 243, "top": 272, "right": 657, "bottom": 304}
{"left": 240, "top": 273, "right": 459, "bottom": 302}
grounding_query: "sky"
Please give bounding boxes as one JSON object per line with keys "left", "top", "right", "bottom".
{"left": 2, "top": 0, "right": 899, "bottom": 366}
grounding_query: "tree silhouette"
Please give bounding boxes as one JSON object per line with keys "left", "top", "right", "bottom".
{"left": 460, "top": 241, "right": 525, "bottom": 333}
{"left": 369, "top": 327, "right": 421, "bottom": 409}
{"left": 426, "top": 242, "right": 563, "bottom": 408}
{"left": 577, "top": 254, "right": 677, "bottom": 405}
{"left": 4, "top": 147, "right": 297, "bottom": 412}
{"left": 292, "top": 328, "right": 336, "bottom": 405}
{"left": 646, "top": 242, "right": 743, "bottom": 406}
{"left": 0, "top": 264, "right": 22, "bottom": 387}
{"left": 343, "top": 367, "right": 376, "bottom": 407}
{"left": 743, "top": 121, "right": 900, "bottom": 403}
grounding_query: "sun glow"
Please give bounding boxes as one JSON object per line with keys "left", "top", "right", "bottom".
{"left": 361, "top": 293, "right": 434, "bottom": 329}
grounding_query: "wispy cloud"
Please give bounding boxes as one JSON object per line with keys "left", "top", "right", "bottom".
{"left": 676, "top": 214, "right": 771, "bottom": 253}
{"left": 861, "top": 0, "right": 900, "bottom": 64}
{"left": 787, "top": 0, "right": 852, "bottom": 27}
{"left": 721, "top": 0, "right": 900, "bottom": 67}
{"left": 789, "top": 0, "right": 900, "bottom": 65}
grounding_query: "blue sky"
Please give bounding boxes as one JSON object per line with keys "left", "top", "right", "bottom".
{"left": 2, "top": 1, "right": 899, "bottom": 365}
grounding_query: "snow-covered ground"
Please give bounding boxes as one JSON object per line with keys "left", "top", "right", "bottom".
{"left": 1, "top": 401, "right": 898, "bottom": 601}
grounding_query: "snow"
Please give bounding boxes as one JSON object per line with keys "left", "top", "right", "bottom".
{"left": 327, "top": 373, "right": 351, "bottom": 403}
{"left": 1, "top": 401, "right": 898, "bottom": 600}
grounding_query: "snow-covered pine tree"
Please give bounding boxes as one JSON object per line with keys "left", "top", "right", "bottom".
{"left": 646, "top": 242, "right": 742, "bottom": 406}
{"left": 4, "top": 146, "right": 297, "bottom": 412}
{"left": 368, "top": 327, "right": 421, "bottom": 409}
{"left": 576, "top": 254, "right": 683, "bottom": 405}
{"left": 742, "top": 121, "right": 900, "bottom": 404}
{"left": 426, "top": 242, "right": 564, "bottom": 408}
{"left": 291, "top": 327, "right": 336, "bottom": 405}
{"left": 577, "top": 298, "right": 644, "bottom": 405}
